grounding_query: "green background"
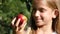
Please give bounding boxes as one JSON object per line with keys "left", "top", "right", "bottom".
{"left": 0, "top": 0, "right": 31, "bottom": 34}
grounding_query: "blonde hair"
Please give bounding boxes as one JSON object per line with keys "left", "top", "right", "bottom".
{"left": 31, "top": 0, "right": 59, "bottom": 31}
{"left": 55, "top": 0, "right": 60, "bottom": 34}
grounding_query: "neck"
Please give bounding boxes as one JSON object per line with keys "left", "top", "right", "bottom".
{"left": 33, "top": 22, "right": 53, "bottom": 34}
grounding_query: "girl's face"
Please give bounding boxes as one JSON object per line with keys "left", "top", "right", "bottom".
{"left": 32, "top": 0, "right": 56, "bottom": 27}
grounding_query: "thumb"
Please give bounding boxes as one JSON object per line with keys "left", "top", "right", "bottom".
{"left": 19, "top": 21, "right": 27, "bottom": 32}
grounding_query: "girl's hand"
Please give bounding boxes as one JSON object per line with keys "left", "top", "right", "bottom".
{"left": 11, "top": 17, "right": 27, "bottom": 32}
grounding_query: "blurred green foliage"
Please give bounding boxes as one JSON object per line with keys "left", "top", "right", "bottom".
{"left": 0, "top": 0, "right": 31, "bottom": 34}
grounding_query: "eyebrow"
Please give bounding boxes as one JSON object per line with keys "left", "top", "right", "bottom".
{"left": 38, "top": 8, "right": 47, "bottom": 11}
{"left": 32, "top": 6, "right": 47, "bottom": 11}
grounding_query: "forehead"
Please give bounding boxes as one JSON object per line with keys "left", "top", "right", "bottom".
{"left": 32, "top": 0, "right": 47, "bottom": 8}
{"left": 32, "top": 0, "right": 46, "bottom": 4}
{"left": 32, "top": 0, "right": 57, "bottom": 10}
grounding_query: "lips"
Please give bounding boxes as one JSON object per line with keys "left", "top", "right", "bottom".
{"left": 34, "top": 17, "right": 43, "bottom": 21}
{"left": 35, "top": 18, "right": 42, "bottom": 20}
{"left": 35, "top": 18, "right": 42, "bottom": 22}
{"left": 36, "top": 19, "right": 42, "bottom": 21}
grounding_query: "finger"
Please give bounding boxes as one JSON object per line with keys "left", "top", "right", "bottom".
{"left": 15, "top": 19, "right": 20, "bottom": 27}
{"left": 21, "top": 22, "right": 27, "bottom": 31}
{"left": 16, "top": 27, "right": 19, "bottom": 31}
{"left": 19, "top": 21, "right": 27, "bottom": 32}
{"left": 11, "top": 17, "right": 16, "bottom": 26}
{"left": 20, "top": 20, "right": 27, "bottom": 27}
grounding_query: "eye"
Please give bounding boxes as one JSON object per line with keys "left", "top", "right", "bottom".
{"left": 32, "top": 8, "right": 36, "bottom": 12}
{"left": 32, "top": 8, "right": 37, "bottom": 14}
{"left": 39, "top": 8, "right": 46, "bottom": 13}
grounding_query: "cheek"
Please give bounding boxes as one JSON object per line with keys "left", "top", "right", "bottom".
{"left": 42, "top": 12, "right": 53, "bottom": 22}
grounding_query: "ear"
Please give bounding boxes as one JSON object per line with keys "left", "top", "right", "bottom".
{"left": 52, "top": 9, "right": 59, "bottom": 18}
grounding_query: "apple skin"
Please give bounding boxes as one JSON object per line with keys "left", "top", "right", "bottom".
{"left": 17, "top": 14, "right": 27, "bottom": 25}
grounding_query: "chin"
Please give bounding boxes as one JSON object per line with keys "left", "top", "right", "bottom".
{"left": 36, "top": 24, "right": 44, "bottom": 27}
{"left": 35, "top": 22, "right": 45, "bottom": 27}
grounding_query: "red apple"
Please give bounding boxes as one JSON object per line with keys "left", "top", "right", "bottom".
{"left": 17, "top": 14, "right": 27, "bottom": 25}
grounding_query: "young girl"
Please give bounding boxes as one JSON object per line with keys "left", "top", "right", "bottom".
{"left": 11, "top": 0, "right": 59, "bottom": 34}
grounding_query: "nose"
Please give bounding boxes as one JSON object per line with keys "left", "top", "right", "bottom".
{"left": 35, "top": 10, "right": 40, "bottom": 17}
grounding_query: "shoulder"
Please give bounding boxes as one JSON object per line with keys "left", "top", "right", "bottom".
{"left": 52, "top": 32, "right": 57, "bottom": 34}
{"left": 24, "top": 27, "right": 32, "bottom": 34}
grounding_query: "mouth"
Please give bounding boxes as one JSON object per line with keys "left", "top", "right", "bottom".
{"left": 35, "top": 19, "right": 42, "bottom": 23}
{"left": 36, "top": 18, "right": 42, "bottom": 21}
{"left": 34, "top": 17, "right": 43, "bottom": 23}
